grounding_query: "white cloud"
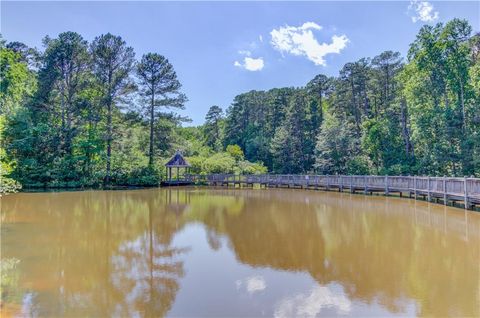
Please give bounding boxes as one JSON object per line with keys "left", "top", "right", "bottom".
{"left": 234, "top": 57, "right": 264, "bottom": 71}
{"left": 246, "top": 276, "right": 266, "bottom": 293}
{"left": 236, "top": 276, "right": 267, "bottom": 294}
{"left": 259, "top": 35, "right": 263, "bottom": 42}
{"left": 274, "top": 285, "right": 351, "bottom": 318}
{"left": 408, "top": 0, "right": 439, "bottom": 23}
{"left": 270, "top": 22, "right": 348, "bottom": 66}
{"left": 238, "top": 50, "right": 251, "bottom": 56}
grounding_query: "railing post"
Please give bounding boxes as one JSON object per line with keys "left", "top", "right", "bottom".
{"left": 427, "top": 176, "right": 431, "bottom": 202}
{"left": 326, "top": 175, "right": 330, "bottom": 190}
{"left": 364, "top": 176, "right": 367, "bottom": 194}
{"left": 443, "top": 176, "right": 447, "bottom": 205}
{"left": 385, "top": 175, "right": 389, "bottom": 195}
{"left": 413, "top": 176, "right": 416, "bottom": 198}
{"left": 464, "top": 176, "right": 468, "bottom": 209}
{"left": 339, "top": 175, "right": 343, "bottom": 192}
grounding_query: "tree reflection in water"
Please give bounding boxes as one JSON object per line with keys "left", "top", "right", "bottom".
{"left": 110, "top": 232, "right": 188, "bottom": 316}
{"left": 182, "top": 188, "right": 480, "bottom": 317}
{"left": 1, "top": 188, "right": 479, "bottom": 317}
{"left": 109, "top": 194, "right": 190, "bottom": 317}
{"left": 1, "top": 189, "right": 191, "bottom": 317}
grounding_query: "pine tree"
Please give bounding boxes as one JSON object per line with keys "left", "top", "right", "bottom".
{"left": 136, "top": 53, "right": 186, "bottom": 166}
{"left": 91, "top": 33, "right": 135, "bottom": 185}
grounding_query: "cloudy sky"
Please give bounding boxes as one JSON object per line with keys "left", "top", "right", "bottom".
{"left": 1, "top": 1, "right": 479, "bottom": 125}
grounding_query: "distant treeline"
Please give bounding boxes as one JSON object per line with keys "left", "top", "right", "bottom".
{"left": 1, "top": 18, "right": 479, "bottom": 192}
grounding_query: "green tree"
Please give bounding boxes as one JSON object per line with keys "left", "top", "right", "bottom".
{"left": 36, "top": 32, "right": 90, "bottom": 155}
{"left": 91, "top": 33, "right": 135, "bottom": 185}
{"left": 371, "top": 51, "right": 402, "bottom": 111}
{"left": 440, "top": 19, "right": 475, "bottom": 173}
{"left": 306, "top": 74, "right": 331, "bottom": 135}
{"left": 315, "top": 113, "right": 365, "bottom": 174}
{"left": 0, "top": 46, "right": 35, "bottom": 192}
{"left": 0, "top": 48, "right": 35, "bottom": 114}
{"left": 334, "top": 59, "right": 371, "bottom": 135}
{"left": 405, "top": 19, "right": 478, "bottom": 175}
{"left": 6, "top": 41, "right": 40, "bottom": 68}
{"left": 270, "top": 91, "right": 311, "bottom": 173}
{"left": 204, "top": 105, "right": 223, "bottom": 150}
{"left": 136, "top": 53, "right": 186, "bottom": 166}
{"left": 226, "top": 144, "right": 244, "bottom": 162}
{"left": 0, "top": 116, "right": 21, "bottom": 193}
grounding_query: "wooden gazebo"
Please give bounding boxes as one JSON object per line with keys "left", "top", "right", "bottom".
{"left": 162, "top": 151, "right": 191, "bottom": 186}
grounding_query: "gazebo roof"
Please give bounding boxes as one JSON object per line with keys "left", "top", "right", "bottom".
{"left": 165, "top": 151, "right": 190, "bottom": 167}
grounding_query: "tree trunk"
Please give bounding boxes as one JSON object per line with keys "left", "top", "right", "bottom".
{"left": 66, "top": 100, "right": 72, "bottom": 156}
{"left": 350, "top": 79, "right": 361, "bottom": 135}
{"left": 149, "top": 92, "right": 155, "bottom": 166}
{"left": 214, "top": 121, "right": 219, "bottom": 151}
{"left": 105, "top": 98, "right": 112, "bottom": 186}
{"left": 85, "top": 119, "right": 92, "bottom": 177}
{"left": 318, "top": 89, "right": 323, "bottom": 133}
{"left": 458, "top": 81, "right": 471, "bottom": 174}
{"left": 385, "top": 68, "right": 388, "bottom": 104}
{"left": 400, "top": 98, "right": 414, "bottom": 158}
{"left": 65, "top": 82, "right": 76, "bottom": 156}
{"left": 459, "top": 81, "right": 466, "bottom": 135}
{"left": 60, "top": 82, "right": 66, "bottom": 154}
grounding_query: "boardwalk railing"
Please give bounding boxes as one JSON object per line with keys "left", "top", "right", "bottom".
{"left": 184, "top": 174, "right": 480, "bottom": 210}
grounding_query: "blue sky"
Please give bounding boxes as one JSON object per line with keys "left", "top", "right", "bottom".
{"left": 2, "top": 1, "right": 479, "bottom": 125}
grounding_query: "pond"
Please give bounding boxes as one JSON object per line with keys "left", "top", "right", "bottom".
{"left": 1, "top": 187, "right": 479, "bottom": 317}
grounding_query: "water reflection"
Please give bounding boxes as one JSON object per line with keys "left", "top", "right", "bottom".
{"left": 274, "top": 284, "right": 351, "bottom": 318}
{"left": 236, "top": 276, "right": 267, "bottom": 294}
{"left": 1, "top": 188, "right": 479, "bottom": 317}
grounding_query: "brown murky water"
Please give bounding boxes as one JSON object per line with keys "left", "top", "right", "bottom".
{"left": 1, "top": 187, "right": 479, "bottom": 317}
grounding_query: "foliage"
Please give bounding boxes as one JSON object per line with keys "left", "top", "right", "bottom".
{"left": 0, "top": 47, "right": 34, "bottom": 193}
{"left": 187, "top": 150, "right": 266, "bottom": 175}
{"left": 0, "top": 48, "right": 36, "bottom": 114}
{"left": 204, "top": 105, "right": 224, "bottom": 151}
{"left": 0, "top": 115, "right": 21, "bottom": 194}
{"left": 226, "top": 144, "right": 244, "bottom": 161}
{"left": 315, "top": 112, "right": 358, "bottom": 174}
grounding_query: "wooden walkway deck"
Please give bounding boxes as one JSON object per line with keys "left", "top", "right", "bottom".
{"left": 183, "top": 174, "right": 480, "bottom": 210}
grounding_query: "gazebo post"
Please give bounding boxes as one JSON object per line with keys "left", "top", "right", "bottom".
{"left": 177, "top": 167, "right": 179, "bottom": 181}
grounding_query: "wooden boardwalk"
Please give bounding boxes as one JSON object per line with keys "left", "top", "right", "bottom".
{"left": 184, "top": 174, "right": 480, "bottom": 210}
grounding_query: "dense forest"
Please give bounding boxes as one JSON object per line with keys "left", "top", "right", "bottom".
{"left": 1, "top": 18, "right": 479, "bottom": 192}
